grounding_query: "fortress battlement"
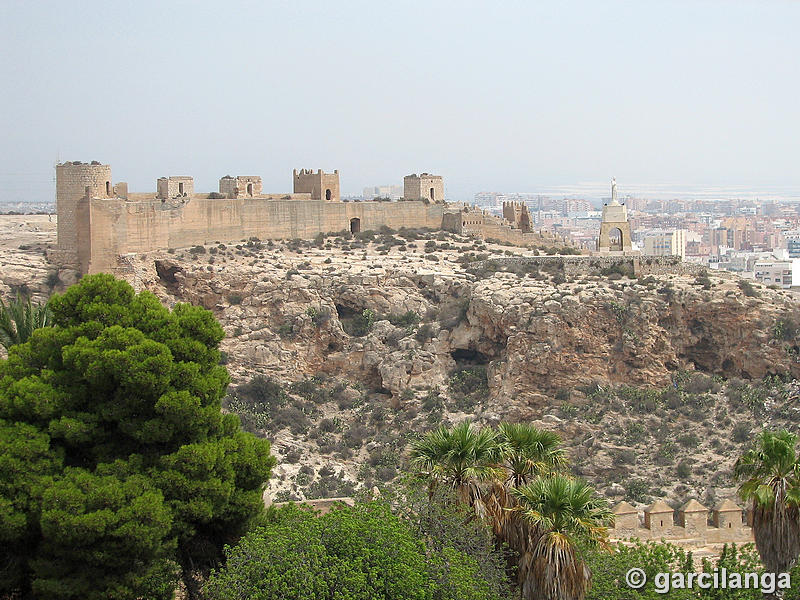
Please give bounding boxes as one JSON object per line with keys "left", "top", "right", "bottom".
{"left": 293, "top": 168, "right": 339, "bottom": 176}
{"left": 611, "top": 499, "right": 753, "bottom": 549}
{"left": 52, "top": 160, "right": 586, "bottom": 275}
{"left": 53, "top": 161, "right": 445, "bottom": 274}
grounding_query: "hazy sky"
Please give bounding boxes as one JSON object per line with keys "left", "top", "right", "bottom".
{"left": 2, "top": 0, "right": 799, "bottom": 202}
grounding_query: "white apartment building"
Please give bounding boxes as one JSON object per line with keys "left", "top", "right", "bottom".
{"left": 641, "top": 229, "right": 687, "bottom": 259}
{"left": 753, "top": 259, "right": 800, "bottom": 289}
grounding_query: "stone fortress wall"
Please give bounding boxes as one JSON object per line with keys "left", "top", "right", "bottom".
{"left": 468, "top": 255, "right": 707, "bottom": 277}
{"left": 54, "top": 162, "right": 449, "bottom": 274}
{"left": 442, "top": 202, "right": 576, "bottom": 248}
{"left": 266, "top": 496, "right": 753, "bottom": 552}
{"left": 611, "top": 499, "right": 754, "bottom": 552}
{"left": 53, "top": 163, "right": 642, "bottom": 276}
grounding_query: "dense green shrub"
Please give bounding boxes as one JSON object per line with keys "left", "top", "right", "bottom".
{"left": 204, "top": 502, "right": 507, "bottom": 600}
{"left": 738, "top": 280, "right": 759, "bottom": 297}
{"left": 448, "top": 367, "right": 489, "bottom": 411}
{"left": 389, "top": 310, "right": 421, "bottom": 328}
{"left": 342, "top": 308, "right": 377, "bottom": 337}
{"left": 772, "top": 317, "right": 800, "bottom": 341}
{"left": 585, "top": 540, "right": 800, "bottom": 600}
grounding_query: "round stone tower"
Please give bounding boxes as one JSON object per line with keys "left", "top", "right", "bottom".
{"left": 55, "top": 161, "right": 112, "bottom": 255}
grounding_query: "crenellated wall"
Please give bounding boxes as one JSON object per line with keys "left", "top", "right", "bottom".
{"left": 611, "top": 499, "right": 753, "bottom": 548}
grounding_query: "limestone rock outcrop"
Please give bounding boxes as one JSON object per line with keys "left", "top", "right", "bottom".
{"left": 130, "top": 254, "right": 800, "bottom": 408}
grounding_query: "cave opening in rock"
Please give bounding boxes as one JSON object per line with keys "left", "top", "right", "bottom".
{"left": 335, "top": 304, "right": 359, "bottom": 319}
{"left": 450, "top": 348, "right": 489, "bottom": 366}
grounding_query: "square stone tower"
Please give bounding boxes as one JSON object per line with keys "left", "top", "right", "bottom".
{"left": 219, "top": 175, "right": 263, "bottom": 198}
{"left": 293, "top": 168, "right": 340, "bottom": 202}
{"left": 404, "top": 173, "right": 444, "bottom": 203}
{"left": 677, "top": 499, "right": 708, "bottom": 534}
{"left": 713, "top": 499, "right": 744, "bottom": 530}
{"left": 502, "top": 201, "right": 532, "bottom": 232}
{"left": 157, "top": 176, "right": 194, "bottom": 199}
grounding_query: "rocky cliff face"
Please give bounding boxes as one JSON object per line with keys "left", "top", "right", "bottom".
{"left": 2, "top": 221, "right": 799, "bottom": 509}
{"left": 127, "top": 235, "right": 800, "bottom": 507}
{"left": 139, "top": 252, "right": 800, "bottom": 411}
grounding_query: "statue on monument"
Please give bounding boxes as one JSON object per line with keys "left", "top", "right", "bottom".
{"left": 611, "top": 177, "right": 618, "bottom": 204}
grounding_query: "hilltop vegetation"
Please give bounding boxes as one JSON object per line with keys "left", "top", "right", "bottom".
{"left": 35, "top": 228, "right": 791, "bottom": 510}
{"left": 0, "top": 256, "right": 799, "bottom": 598}
{"left": 3, "top": 225, "right": 799, "bottom": 508}
{"left": 0, "top": 275, "right": 274, "bottom": 599}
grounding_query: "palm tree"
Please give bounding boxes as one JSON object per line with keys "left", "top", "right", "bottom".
{"left": 497, "top": 422, "right": 567, "bottom": 487}
{"left": 0, "top": 294, "right": 51, "bottom": 350}
{"left": 734, "top": 429, "right": 800, "bottom": 574}
{"left": 487, "top": 423, "right": 569, "bottom": 559}
{"left": 409, "top": 421, "right": 502, "bottom": 516}
{"left": 411, "top": 422, "right": 611, "bottom": 600}
{"left": 511, "top": 475, "right": 613, "bottom": 600}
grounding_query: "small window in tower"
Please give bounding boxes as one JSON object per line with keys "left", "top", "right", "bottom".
{"left": 325, "top": 188, "right": 332, "bottom": 201}
{"left": 247, "top": 183, "right": 253, "bottom": 196}
{"left": 430, "top": 187, "right": 435, "bottom": 201}
{"left": 179, "top": 182, "right": 185, "bottom": 195}
{"left": 106, "top": 181, "right": 110, "bottom": 196}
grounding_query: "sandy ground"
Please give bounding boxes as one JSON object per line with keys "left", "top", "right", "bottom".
{"left": 0, "top": 214, "right": 56, "bottom": 249}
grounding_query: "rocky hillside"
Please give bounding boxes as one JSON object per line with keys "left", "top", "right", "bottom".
{"left": 2, "top": 218, "right": 799, "bottom": 511}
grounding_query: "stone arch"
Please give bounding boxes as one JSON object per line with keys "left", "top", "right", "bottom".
{"left": 350, "top": 217, "right": 361, "bottom": 234}
{"left": 609, "top": 227, "right": 623, "bottom": 251}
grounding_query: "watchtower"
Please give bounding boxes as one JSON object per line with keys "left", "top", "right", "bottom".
{"left": 502, "top": 201, "right": 532, "bottom": 232}
{"left": 219, "top": 175, "right": 263, "bottom": 198}
{"left": 611, "top": 501, "right": 640, "bottom": 535}
{"left": 713, "top": 499, "right": 744, "bottom": 530}
{"left": 56, "top": 161, "right": 113, "bottom": 263}
{"left": 404, "top": 173, "right": 444, "bottom": 203}
{"left": 156, "top": 176, "right": 193, "bottom": 199}
{"left": 293, "top": 168, "right": 340, "bottom": 202}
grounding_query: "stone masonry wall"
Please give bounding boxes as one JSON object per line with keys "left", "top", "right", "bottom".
{"left": 56, "top": 163, "right": 112, "bottom": 266}
{"left": 83, "top": 197, "right": 444, "bottom": 273}
{"left": 470, "top": 255, "right": 706, "bottom": 277}
{"left": 157, "top": 177, "right": 194, "bottom": 199}
{"left": 611, "top": 500, "right": 753, "bottom": 550}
